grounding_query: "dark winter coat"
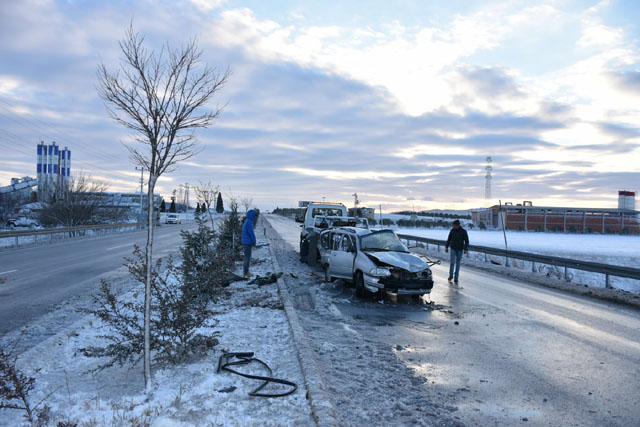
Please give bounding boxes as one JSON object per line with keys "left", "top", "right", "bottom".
{"left": 446, "top": 227, "right": 469, "bottom": 251}
{"left": 241, "top": 209, "right": 257, "bottom": 245}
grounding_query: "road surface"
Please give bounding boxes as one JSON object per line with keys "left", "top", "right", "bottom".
{"left": 266, "top": 214, "right": 640, "bottom": 426}
{"left": 0, "top": 222, "right": 197, "bottom": 336}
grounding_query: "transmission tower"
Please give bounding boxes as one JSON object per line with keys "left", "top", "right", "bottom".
{"left": 484, "top": 156, "right": 492, "bottom": 207}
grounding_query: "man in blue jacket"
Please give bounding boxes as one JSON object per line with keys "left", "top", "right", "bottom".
{"left": 241, "top": 209, "right": 257, "bottom": 277}
{"left": 445, "top": 220, "right": 469, "bottom": 283}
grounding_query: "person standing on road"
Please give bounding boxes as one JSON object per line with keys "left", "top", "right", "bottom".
{"left": 241, "top": 209, "right": 257, "bottom": 278}
{"left": 445, "top": 220, "right": 469, "bottom": 283}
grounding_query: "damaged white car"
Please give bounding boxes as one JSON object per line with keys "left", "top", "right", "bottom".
{"left": 319, "top": 227, "right": 438, "bottom": 297}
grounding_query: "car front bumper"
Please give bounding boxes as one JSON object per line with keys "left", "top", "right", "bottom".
{"left": 364, "top": 274, "right": 434, "bottom": 295}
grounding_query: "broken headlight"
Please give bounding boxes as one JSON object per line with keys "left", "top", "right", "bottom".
{"left": 369, "top": 267, "right": 392, "bottom": 277}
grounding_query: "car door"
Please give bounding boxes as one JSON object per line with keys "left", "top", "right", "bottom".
{"left": 331, "top": 233, "right": 356, "bottom": 279}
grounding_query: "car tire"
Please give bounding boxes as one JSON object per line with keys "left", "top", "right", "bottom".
{"left": 323, "top": 264, "right": 332, "bottom": 282}
{"left": 355, "top": 271, "right": 366, "bottom": 298}
{"left": 299, "top": 239, "right": 309, "bottom": 263}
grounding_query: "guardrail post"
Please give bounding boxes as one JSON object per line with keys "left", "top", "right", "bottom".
{"left": 531, "top": 261, "right": 536, "bottom": 272}
{"left": 15, "top": 236, "right": 19, "bottom": 247}
{"left": 484, "top": 253, "right": 488, "bottom": 263}
{"left": 505, "top": 256, "right": 510, "bottom": 267}
{"left": 605, "top": 274, "right": 611, "bottom": 289}
{"left": 564, "top": 267, "right": 569, "bottom": 281}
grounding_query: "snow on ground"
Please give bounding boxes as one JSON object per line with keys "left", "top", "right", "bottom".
{"left": 392, "top": 227, "right": 640, "bottom": 294}
{"left": 1, "top": 233, "right": 313, "bottom": 426}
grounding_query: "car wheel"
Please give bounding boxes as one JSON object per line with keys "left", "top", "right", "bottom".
{"left": 355, "top": 271, "right": 366, "bottom": 298}
{"left": 299, "top": 239, "right": 309, "bottom": 263}
{"left": 29, "top": 223, "right": 36, "bottom": 229}
{"left": 323, "top": 264, "right": 332, "bottom": 282}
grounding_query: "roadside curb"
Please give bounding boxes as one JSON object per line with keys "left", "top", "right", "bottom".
{"left": 262, "top": 218, "right": 339, "bottom": 427}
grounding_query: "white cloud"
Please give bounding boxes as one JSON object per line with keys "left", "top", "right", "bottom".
{"left": 190, "top": 0, "right": 226, "bottom": 12}
{"left": 0, "top": 76, "right": 20, "bottom": 95}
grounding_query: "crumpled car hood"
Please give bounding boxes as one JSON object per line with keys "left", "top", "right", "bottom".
{"left": 364, "top": 251, "right": 427, "bottom": 273}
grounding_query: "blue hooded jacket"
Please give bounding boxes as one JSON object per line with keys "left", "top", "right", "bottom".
{"left": 241, "top": 209, "right": 257, "bottom": 245}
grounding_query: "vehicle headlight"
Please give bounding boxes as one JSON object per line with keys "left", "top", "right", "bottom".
{"left": 369, "top": 268, "right": 391, "bottom": 277}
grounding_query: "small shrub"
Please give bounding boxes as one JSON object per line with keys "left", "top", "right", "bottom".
{"left": 80, "top": 246, "right": 219, "bottom": 369}
{"left": 217, "top": 197, "right": 242, "bottom": 255}
{"left": 180, "top": 218, "right": 234, "bottom": 299}
{"left": 0, "top": 346, "right": 50, "bottom": 426}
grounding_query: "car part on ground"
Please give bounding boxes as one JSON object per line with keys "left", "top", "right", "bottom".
{"left": 216, "top": 352, "right": 298, "bottom": 398}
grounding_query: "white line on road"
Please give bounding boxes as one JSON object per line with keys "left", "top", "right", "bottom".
{"left": 0, "top": 269, "right": 17, "bottom": 275}
{"left": 106, "top": 243, "right": 134, "bottom": 251}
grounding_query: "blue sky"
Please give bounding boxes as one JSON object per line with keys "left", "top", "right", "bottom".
{"left": 0, "top": 0, "right": 639, "bottom": 211}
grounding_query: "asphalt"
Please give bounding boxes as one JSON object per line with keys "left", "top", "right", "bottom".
{"left": 267, "top": 214, "right": 640, "bottom": 426}
{"left": 0, "top": 222, "right": 197, "bottom": 335}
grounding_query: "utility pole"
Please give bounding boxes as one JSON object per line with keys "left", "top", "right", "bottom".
{"left": 485, "top": 156, "right": 493, "bottom": 208}
{"left": 185, "top": 182, "right": 189, "bottom": 213}
{"left": 135, "top": 167, "right": 145, "bottom": 217}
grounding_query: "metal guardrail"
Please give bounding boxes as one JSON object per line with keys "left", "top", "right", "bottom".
{"left": 0, "top": 222, "right": 148, "bottom": 247}
{"left": 398, "top": 234, "right": 640, "bottom": 289}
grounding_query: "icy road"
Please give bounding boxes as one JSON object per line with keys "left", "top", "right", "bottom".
{"left": 265, "top": 214, "right": 640, "bottom": 426}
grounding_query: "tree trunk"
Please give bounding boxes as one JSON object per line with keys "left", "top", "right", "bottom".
{"left": 208, "top": 201, "right": 215, "bottom": 229}
{"left": 144, "top": 174, "right": 157, "bottom": 392}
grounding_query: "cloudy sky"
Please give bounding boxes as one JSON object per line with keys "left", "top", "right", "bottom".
{"left": 1, "top": 0, "right": 639, "bottom": 211}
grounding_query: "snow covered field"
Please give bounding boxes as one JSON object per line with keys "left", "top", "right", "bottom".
{"left": 1, "top": 236, "right": 313, "bottom": 426}
{"left": 393, "top": 228, "right": 640, "bottom": 293}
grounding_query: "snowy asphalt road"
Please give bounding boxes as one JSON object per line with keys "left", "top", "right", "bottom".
{"left": 266, "top": 214, "right": 640, "bottom": 426}
{"left": 0, "top": 222, "right": 197, "bottom": 335}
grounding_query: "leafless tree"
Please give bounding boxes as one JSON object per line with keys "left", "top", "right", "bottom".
{"left": 39, "top": 173, "right": 111, "bottom": 229}
{"left": 240, "top": 197, "right": 253, "bottom": 214}
{"left": 97, "top": 24, "right": 229, "bottom": 391}
{"left": 194, "top": 181, "right": 219, "bottom": 228}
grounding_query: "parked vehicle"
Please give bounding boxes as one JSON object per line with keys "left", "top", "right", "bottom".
{"left": 298, "top": 202, "right": 349, "bottom": 262}
{"left": 318, "top": 227, "right": 438, "bottom": 297}
{"left": 6, "top": 216, "right": 41, "bottom": 228}
{"left": 165, "top": 213, "right": 182, "bottom": 224}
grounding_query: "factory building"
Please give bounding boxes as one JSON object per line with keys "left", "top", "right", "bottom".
{"left": 37, "top": 141, "right": 70, "bottom": 202}
{"left": 472, "top": 192, "right": 640, "bottom": 234}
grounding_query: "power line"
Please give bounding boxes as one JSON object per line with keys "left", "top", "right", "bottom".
{"left": 0, "top": 128, "right": 119, "bottom": 175}
{"left": 0, "top": 99, "right": 125, "bottom": 164}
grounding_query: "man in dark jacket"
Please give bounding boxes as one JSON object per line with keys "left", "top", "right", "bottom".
{"left": 445, "top": 220, "right": 469, "bottom": 283}
{"left": 241, "top": 209, "right": 257, "bottom": 277}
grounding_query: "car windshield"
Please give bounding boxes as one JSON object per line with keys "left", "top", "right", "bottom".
{"left": 360, "top": 230, "right": 408, "bottom": 252}
{"left": 311, "top": 208, "right": 344, "bottom": 217}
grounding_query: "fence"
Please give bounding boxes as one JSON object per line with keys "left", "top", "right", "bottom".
{"left": 0, "top": 222, "right": 148, "bottom": 248}
{"left": 398, "top": 234, "right": 640, "bottom": 289}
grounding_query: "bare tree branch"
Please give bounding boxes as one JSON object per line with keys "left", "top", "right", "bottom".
{"left": 97, "top": 24, "right": 229, "bottom": 391}
{"left": 194, "top": 181, "right": 219, "bottom": 229}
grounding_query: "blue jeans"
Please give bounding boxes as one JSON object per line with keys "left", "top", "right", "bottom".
{"left": 243, "top": 244, "right": 252, "bottom": 275}
{"left": 449, "top": 249, "right": 463, "bottom": 279}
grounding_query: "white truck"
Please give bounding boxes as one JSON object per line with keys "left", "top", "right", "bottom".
{"left": 297, "top": 202, "right": 369, "bottom": 264}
